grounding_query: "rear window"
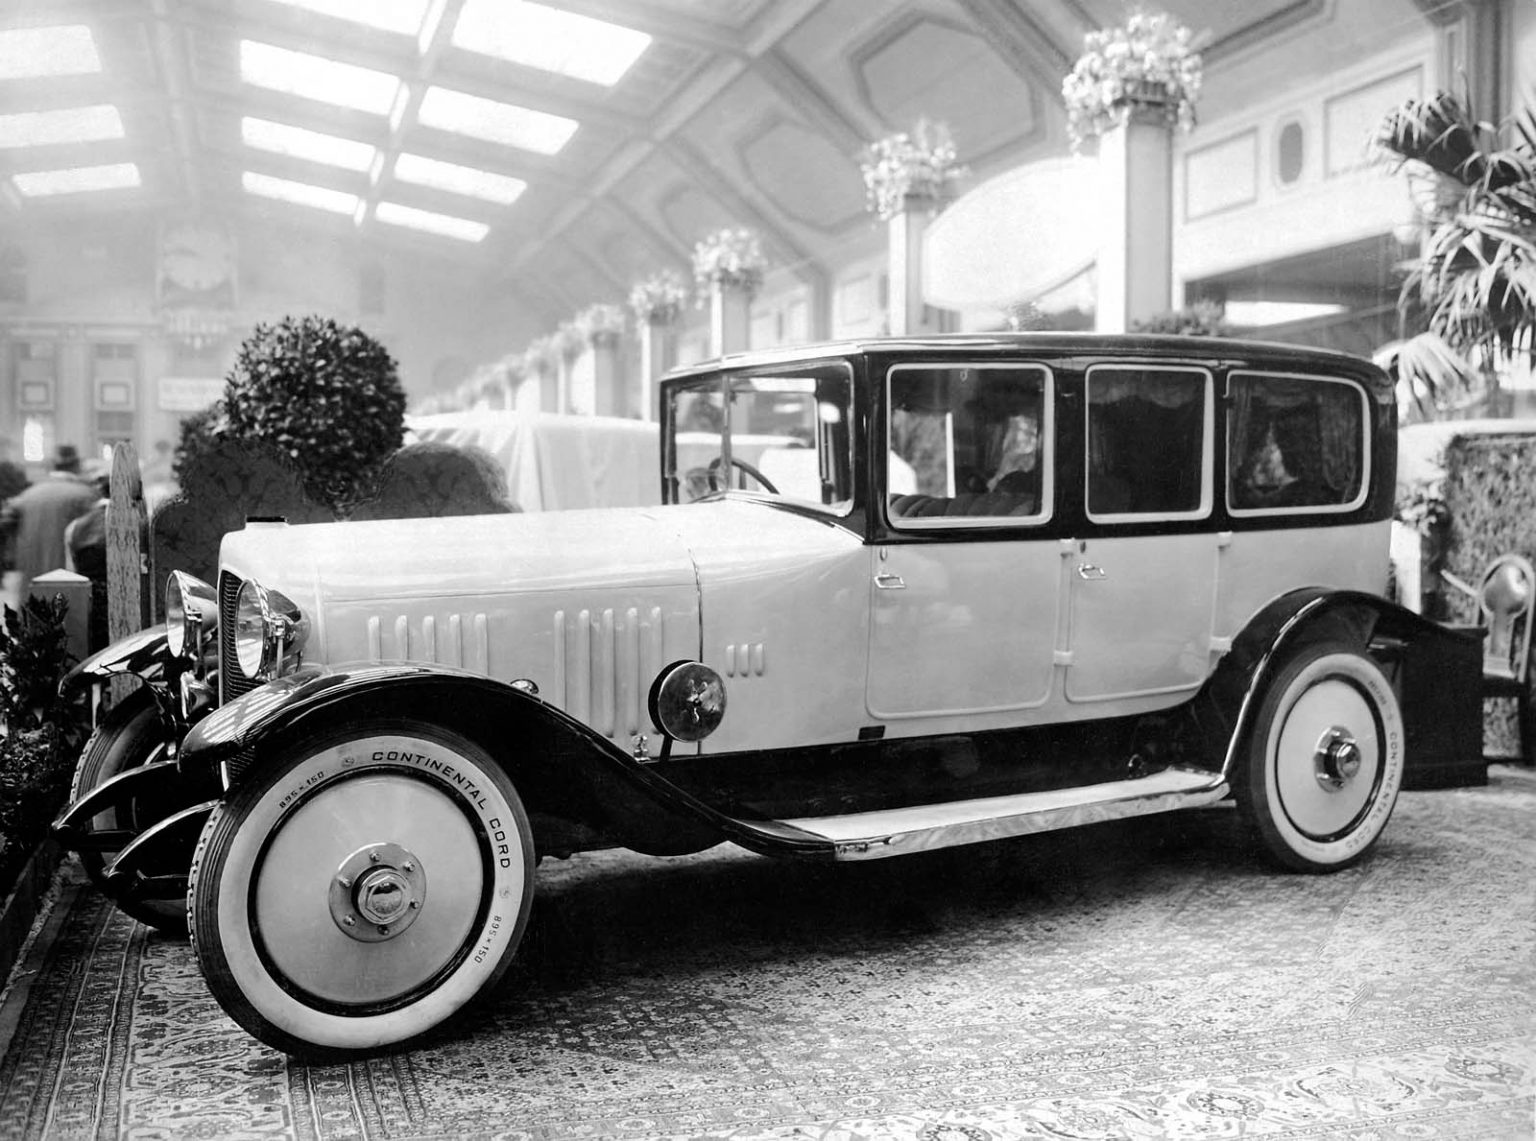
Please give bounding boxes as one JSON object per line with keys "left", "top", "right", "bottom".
{"left": 1227, "top": 372, "right": 1367, "bottom": 514}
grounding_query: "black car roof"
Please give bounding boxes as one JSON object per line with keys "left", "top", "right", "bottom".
{"left": 661, "top": 332, "right": 1392, "bottom": 398}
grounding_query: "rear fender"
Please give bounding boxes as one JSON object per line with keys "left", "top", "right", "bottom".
{"left": 179, "top": 663, "right": 831, "bottom": 859}
{"left": 1190, "top": 588, "right": 1466, "bottom": 781}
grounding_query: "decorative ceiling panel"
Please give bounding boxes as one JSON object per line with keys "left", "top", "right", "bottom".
{"left": 740, "top": 117, "right": 865, "bottom": 232}
{"left": 855, "top": 18, "right": 1037, "bottom": 156}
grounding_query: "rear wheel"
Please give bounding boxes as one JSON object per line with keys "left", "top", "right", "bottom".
{"left": 1238, "top": 640, "right": 1404, "bottom": 872}
{"left": 187, "top": 722, "right": 534, "bottom": 1057}
{"left": 70, "top": 688, "right": 185, "bottom": 933}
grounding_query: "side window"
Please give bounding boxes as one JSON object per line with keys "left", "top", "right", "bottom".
{"left": 1228, "top": 372, "right": 1366, "bottom": 513}
{"left": 1086, "top": 366, "right": 1210, "bottom": 518}
{"left": 887, "top": 364, "right": 1051, "bottom": 527}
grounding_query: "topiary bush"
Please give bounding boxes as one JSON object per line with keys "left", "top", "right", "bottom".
{"left": 221, "top": 315, "right": 406, "bottom": 514}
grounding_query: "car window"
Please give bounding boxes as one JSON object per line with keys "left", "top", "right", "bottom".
{"left": 664, "top": 363, "right": 855, "bottom": 514}
{"left": 1227, "top": 372, "right": 1367, "bottom": 514}
{"left": 1085, "top": 365, "right": 1210, "bottom": 520}
{"left": 887, "top": 364, "right": 1052, "bottom": 528}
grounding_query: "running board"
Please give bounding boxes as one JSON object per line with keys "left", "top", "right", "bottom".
{"left": 778, "top": 769, "right": 1229, "bottom": 860}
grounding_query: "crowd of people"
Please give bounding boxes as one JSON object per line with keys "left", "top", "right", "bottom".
{"left": 0, "top": 444, "right": 111, "bottom": 648}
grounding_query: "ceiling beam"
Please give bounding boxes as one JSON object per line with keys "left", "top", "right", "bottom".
{"left": 753, "top": 49, "right": 876, "bottom": 154}
{"left": 663, "top": 136, "right": 820, "bottom": 283}
{"left": 949, "top": 0, "right": 1074, "bottom": 89}
{"left": 148, "top": 0, "right": 200, "bottom": 210}
{"left": 536, "top": 0, "right": 746, "bottom": 56}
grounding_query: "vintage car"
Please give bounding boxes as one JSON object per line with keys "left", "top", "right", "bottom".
{"left": 53, "top": 333, "right": 1476, "bottom": 1058}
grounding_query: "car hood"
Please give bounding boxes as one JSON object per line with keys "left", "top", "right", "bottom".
{"left": 217, "top": 500, "right": 857, "bottom": 603}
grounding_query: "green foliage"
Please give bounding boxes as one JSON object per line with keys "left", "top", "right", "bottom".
{"left": 0, "top": 597, "right": 85, "bottom": 893}
{"left": 1132, "top": 300, "right": 1229, "bottom": 336}
{"left": 1374, "top": 90, "right": 1536, "bottom": 402}
{"left": 171, "top": 399, "right": 227, "bottom": 487}
{"left": 221, "top": 315, "right": 406, "bottom": 513}
{"left": 1439, "top": 433, "right": 1536, "bottom": 623}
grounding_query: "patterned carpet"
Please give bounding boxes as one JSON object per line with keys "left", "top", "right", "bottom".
{"left": 0, "top": 770, "right": 1533, "bottom": 1140}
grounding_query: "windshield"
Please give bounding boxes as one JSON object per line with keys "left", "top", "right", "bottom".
{"left": 663, "top": 361, "right": 855, "bottom": 513}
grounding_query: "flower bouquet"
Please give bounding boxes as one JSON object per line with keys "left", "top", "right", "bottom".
{"left": 629, "top": 270, "right": 690, "bottom": 326}
{"left": 859, "top": 118, "right": 967, "bottom": 220}
{"left": 1062, "top": 10, "right": 1202, "bottom": 151}
{"left": 692, "top": 228, "right": 767, "bottom": 297}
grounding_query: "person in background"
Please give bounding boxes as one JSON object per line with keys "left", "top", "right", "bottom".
{"left": 65, "top": 462, "right": 112, "bottom": 651}
{"left": 0, "top": 444, "right": 98, "bottom": 600}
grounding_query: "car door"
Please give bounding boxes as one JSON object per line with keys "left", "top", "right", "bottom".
{"left": 867, "top": 362, "right": 1062, "bottom": 721}
{"left": 1065, "top": 364, "right": 1220, "bottom": 704}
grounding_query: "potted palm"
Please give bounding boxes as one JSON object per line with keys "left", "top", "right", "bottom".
{"left": 1375, "top": 91, "right": 1536, "bottom": 417}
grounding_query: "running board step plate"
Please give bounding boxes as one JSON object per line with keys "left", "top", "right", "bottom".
{"left": 779, "top": 769, "right": 1229, "bottom": 860}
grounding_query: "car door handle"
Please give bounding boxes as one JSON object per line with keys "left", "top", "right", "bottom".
{"left": 1076, "top": 563, "right": 1107, "bottom": 581}
{"left": 874, "top": 571, "right": 906, "bottom": 590}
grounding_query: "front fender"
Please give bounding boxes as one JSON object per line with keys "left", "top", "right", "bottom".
{"left": 179, "top": 663, "right": 832, "bottom": 859}
{"left": 60, "top": 626, "right": 175, "bottom": 696}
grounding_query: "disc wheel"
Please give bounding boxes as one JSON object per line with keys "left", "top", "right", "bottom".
{"left": 1238, "top": 640, "right": 1404, "bottom": 872}
{"left": 188, "top": 722, "right": 534, "bottom": 1057}
{"left": 70, "top": 688, "right": 185, "bottom": 933}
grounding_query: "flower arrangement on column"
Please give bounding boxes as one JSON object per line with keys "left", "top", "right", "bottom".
{"left": 629, "top": 269, "right": 690, "bottom": 326}
{"left": 692, "top": 227, "right": 767, "bottom": 298}
{"left": 522, "top": 334, "right": 559, "bottom": 378}
{"left": 859, "top": 118, "right": 967, "bottom": 221}
{"left": 1062, "top": 10, "right": 1203, "bottom": 152}
{"left": 574, "top": 302, "right": 628, "bottom": 346}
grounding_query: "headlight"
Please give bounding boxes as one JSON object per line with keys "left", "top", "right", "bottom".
{"left": 165, "top": 572, "right": 217, "bottom": 662}
{"left": 233, "top": 579, "right": 309, "bottom": 681}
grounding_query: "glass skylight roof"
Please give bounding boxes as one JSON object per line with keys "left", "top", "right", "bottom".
{"left": 12, "top": 163, "right": 140, "bottom": 197}
{"left": 393, "top": 153, "right": 525, "bottom": 204}
{"left": 0, "top": 105, "right": 124, "bottom": 149}
{"left": 243, "top": 170, "right": 359, "bottom": 214}
{"left": 242, "top": 117, "right": 377, "bottom": 171}
{"left": 0, "top": 25, "right": 101, "bottom": 79}
{"left": 376, "top": 201, "right": 489, "bottom": 242}
{"left": 240, "top": 41, "right": 401, "bottom": 114}
{"left": 267, "top": 0, "right": 433, "bottom": 36}
{"left": 417, "top": 87, "right": 577, "bottom": 155}
{"left": 451, "top": 0, "right": 650, "bottom": 86}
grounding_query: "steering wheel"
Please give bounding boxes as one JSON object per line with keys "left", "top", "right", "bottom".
{"left": 705, "top": 455, "right": 778, "bottom": 495}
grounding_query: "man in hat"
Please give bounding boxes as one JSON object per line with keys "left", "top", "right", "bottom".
{"left": 0, "top": 444, "right": 99, "bottom": 600}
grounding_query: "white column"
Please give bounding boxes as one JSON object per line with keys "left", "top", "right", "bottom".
{"left": 709, "top": 282, "right": 750, "bottom": 357}
{"left": 887, "top": 198, "right": 938, "bottom": 336}
{"left": 639, "top": 322, "right": 674, "bottom": 422}
{"left": 592, "top": 339, "right": 622, "bottom": 417}
{"left": 1095, "top": 107, "right": 1174, "bottom": 333}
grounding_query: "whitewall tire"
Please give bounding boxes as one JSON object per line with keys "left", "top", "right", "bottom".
{"left": 187, "top": 722, "right": 534, "bottom": 1056}
{"left": 1239, "top": 641, "right": 1404, "bottom": 872}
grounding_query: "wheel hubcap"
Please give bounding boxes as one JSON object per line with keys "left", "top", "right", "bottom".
{"left": 1314, "top": 727, "right": 1363, "bottom": 789}
{"left": 329, "top": 842, "right": 427, "bottom": 942}
{"left": 1276, "top": 678, "right": 1381, "bottom": 841}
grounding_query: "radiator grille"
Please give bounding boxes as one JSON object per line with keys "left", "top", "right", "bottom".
{"left": 217, "top": 570, "right": 259, "bottom": 704}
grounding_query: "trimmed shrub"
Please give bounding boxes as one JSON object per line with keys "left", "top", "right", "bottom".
{"left": 222, "top": 316, "right": 406, "bottom": 514}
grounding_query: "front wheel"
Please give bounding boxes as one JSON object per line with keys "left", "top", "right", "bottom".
{"left": 1238, "top": 640, "right": 1404, "bottom": 872}
{"left": 71, "top": 688, "right": 185, "bottom": 933}
{"left": 188, "top": 722, "right": 534, "bottom": 1057}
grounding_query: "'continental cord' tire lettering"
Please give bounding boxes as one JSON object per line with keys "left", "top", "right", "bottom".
{"left": 371, "top": 749, "right": 489, "bottom": 812}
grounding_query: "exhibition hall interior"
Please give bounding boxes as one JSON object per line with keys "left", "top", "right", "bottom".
{"left": 0, "top": 1, "right": 1534, "bottom": 1138}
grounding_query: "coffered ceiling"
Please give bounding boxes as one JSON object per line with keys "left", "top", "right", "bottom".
{"left": 0, "top": 0, "right": 1326, "bottom": 326}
